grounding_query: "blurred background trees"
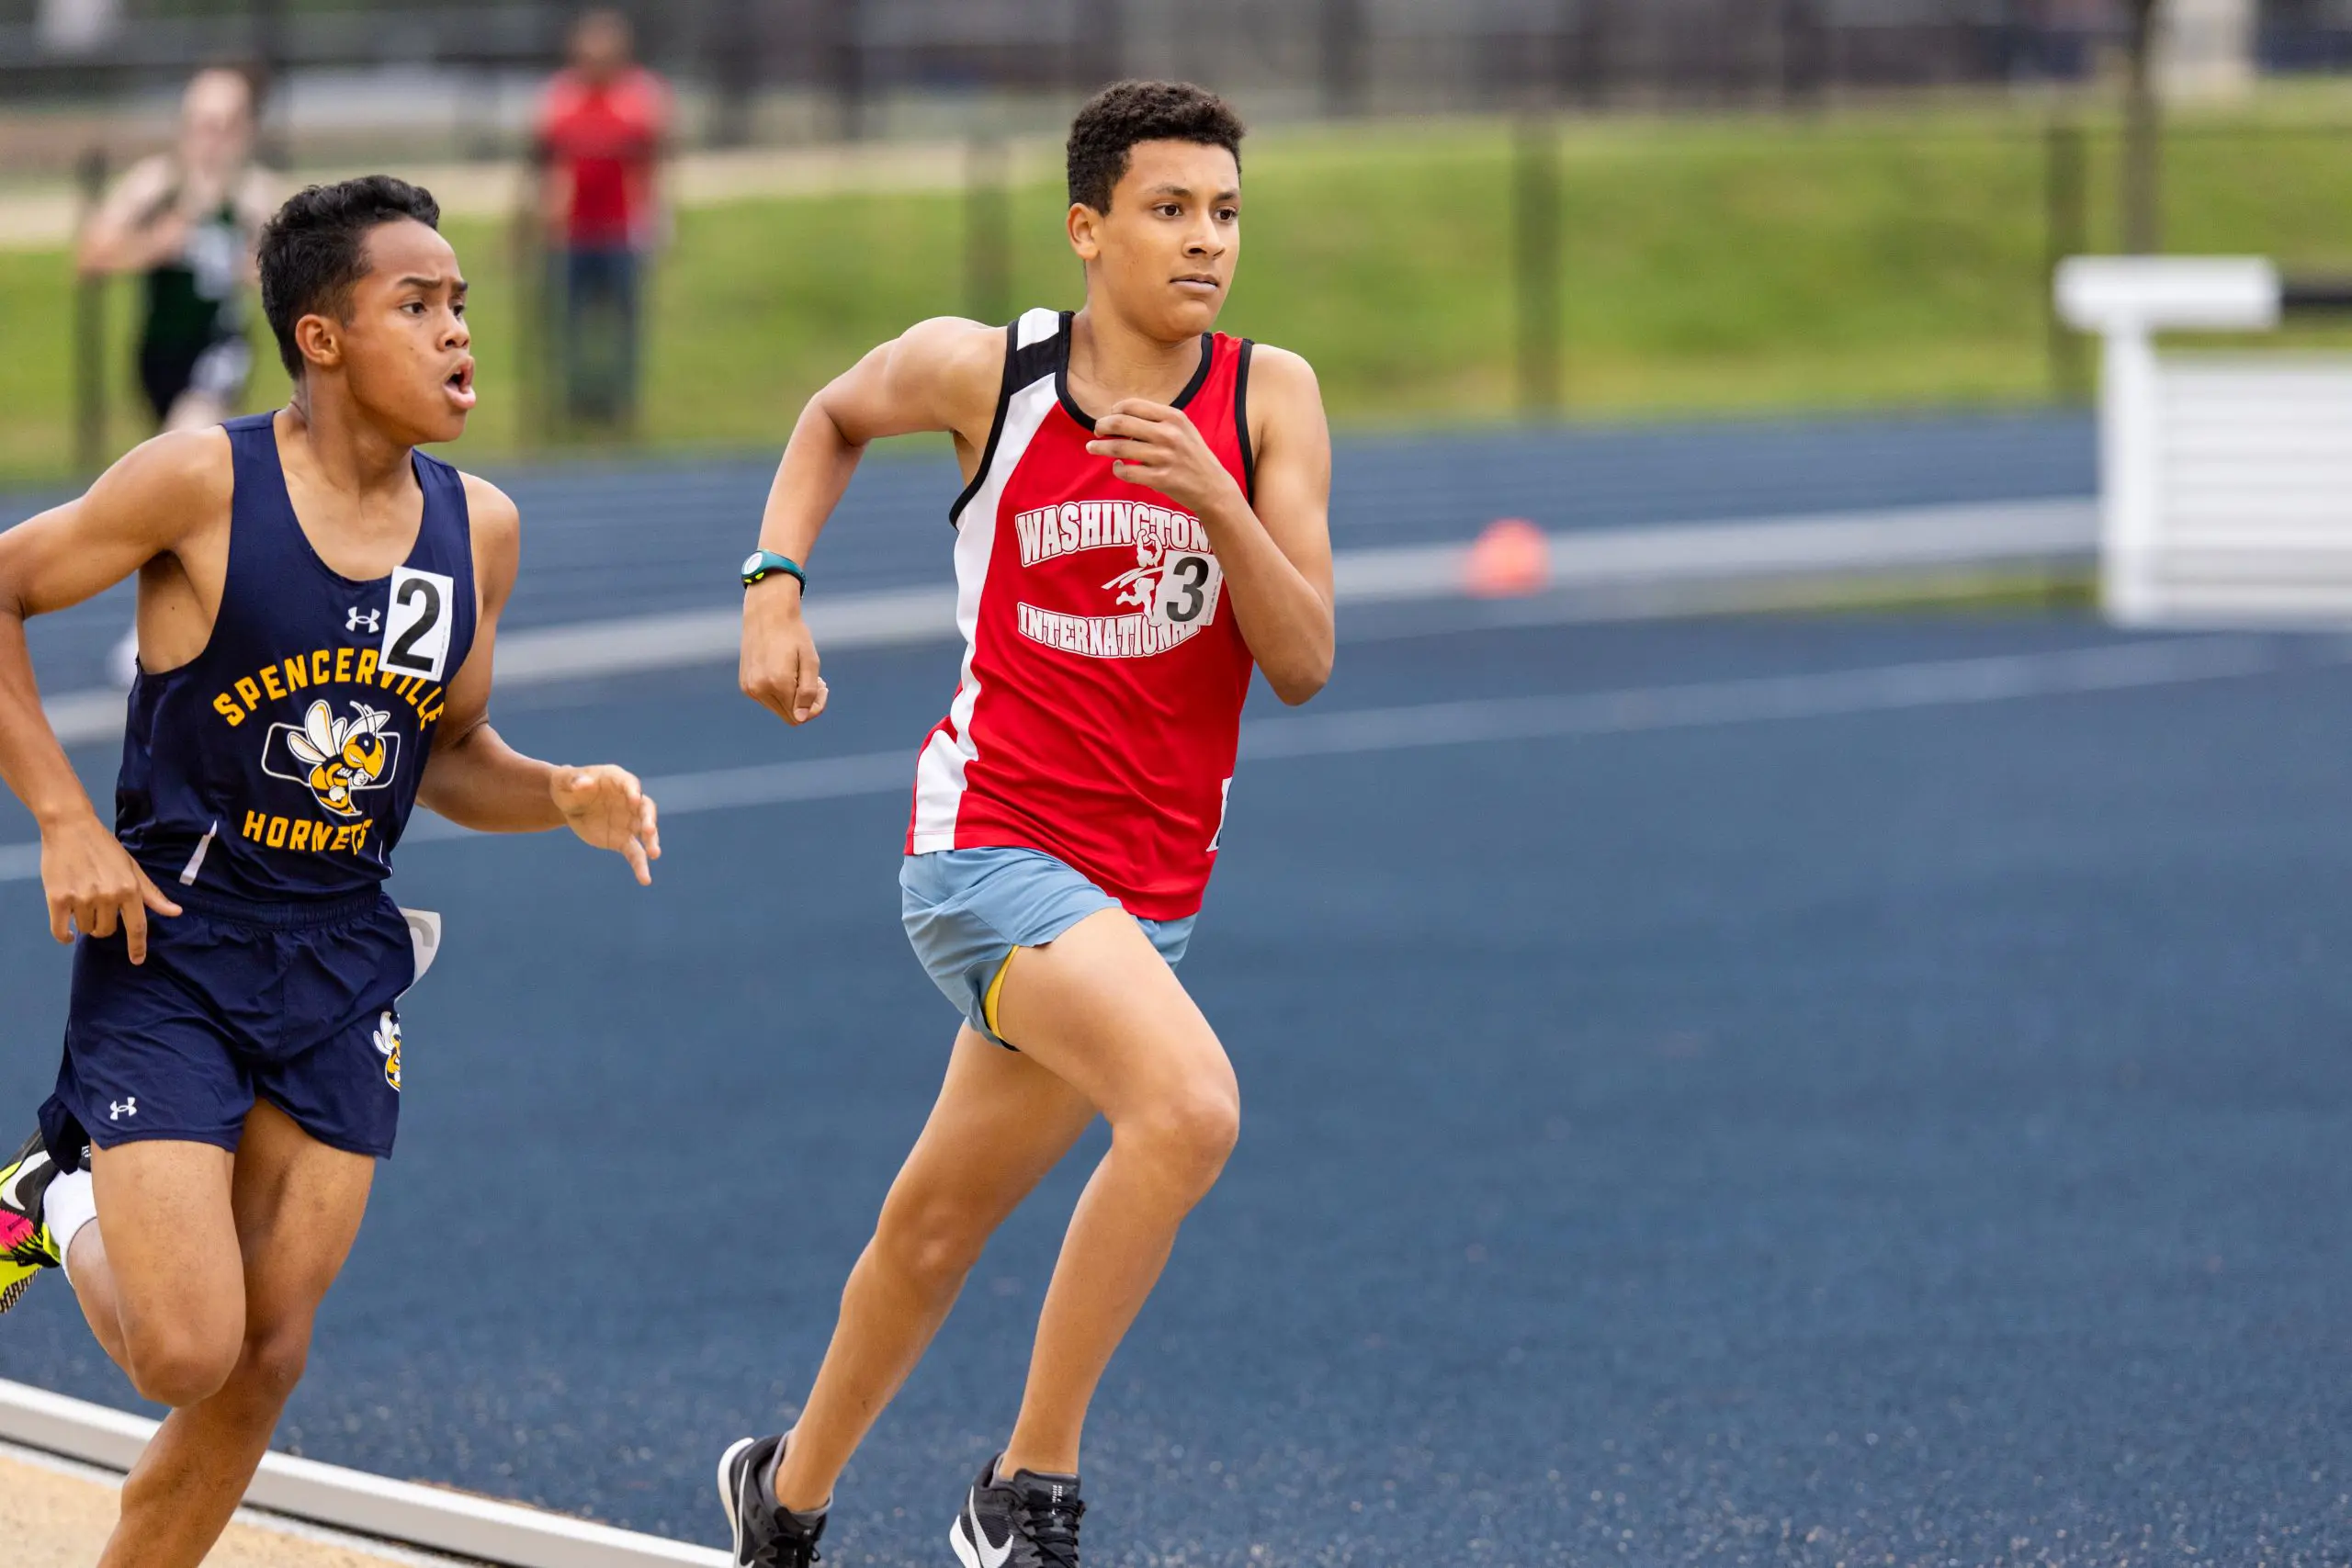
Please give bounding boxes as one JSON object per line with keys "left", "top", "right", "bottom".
{"left": 1, "top": 0, "right": 2347, "bottom": 479}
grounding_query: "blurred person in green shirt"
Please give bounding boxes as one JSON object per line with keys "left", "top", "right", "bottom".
{"left": 78, "top": 65, "right": 277, "bottom": 688}
{"left": 79, "top": 67, "right": 277, "bottom": 435}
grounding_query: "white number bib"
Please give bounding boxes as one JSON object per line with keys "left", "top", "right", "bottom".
{"left": 1148, "top": 553, "right": 1225, "bottom": 630}
{"left": 379, "top": 567, "right": 456, "bottom": 682}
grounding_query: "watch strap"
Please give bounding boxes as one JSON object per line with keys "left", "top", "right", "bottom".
{"left": 741, "top": 549, "right": 808, "bottom": 592}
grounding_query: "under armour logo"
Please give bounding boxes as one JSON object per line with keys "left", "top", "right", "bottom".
{"left": 108, "top": 1098, "right": 136, "bottom": 1122}
{"left": 347, "top": 606, "right": 381, "bottom": 634}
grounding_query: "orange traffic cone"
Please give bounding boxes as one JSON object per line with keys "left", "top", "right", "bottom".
{"left": 1464, "top": 518, "right": 1550, "bottom": 598}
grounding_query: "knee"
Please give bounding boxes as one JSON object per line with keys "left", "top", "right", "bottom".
{"left": 239, "top": 1321, "right": 313, "bottom": 1404}
{"left": 872, "top": 1195, "right": 991, "bottom": 1299}
{"left": 123, "top": 1326, "right": 242, "bottom": 1409}
{"left": 1121, "top": 1082, "right": 1241, "bottom": 1199}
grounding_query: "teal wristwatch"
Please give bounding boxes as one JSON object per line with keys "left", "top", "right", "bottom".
{"left": 741, "top": 549, "right": 808, "bottom": 592}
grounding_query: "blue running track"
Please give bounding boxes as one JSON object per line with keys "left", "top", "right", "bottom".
{"left": 4, "top": 410, "right": 2092, "bottom": 693}
{"left": 7, "top": 417, "right": 2350, "bottom": 1567}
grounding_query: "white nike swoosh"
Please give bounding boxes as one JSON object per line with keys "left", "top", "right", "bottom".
{"left": 1, "top": 1148, "right": 51, "bottom": 1213}
{"left": 967, "top": 1495, "right": 1013, "bottom": 1568}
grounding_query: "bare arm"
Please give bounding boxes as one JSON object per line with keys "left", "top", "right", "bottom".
{"left": 76, "top": 157, "right": 193, "bottom": 277}
{"left": 530, "top": 102, "right": 571, "bottom": 245}
{"left": 0, "top": 432, "right": 224, "bottom": 957}
{"left": 740, "top": 316, "right": 1004, "bottom": 727}
{"left": 537, "top": 158, "right": 573, "bottom": 247}
{"left": 417, "top": 476, "right": 660, "bottom": 882}
{"left": 1086, "top": 345, "right": 1335, "bottom": 705}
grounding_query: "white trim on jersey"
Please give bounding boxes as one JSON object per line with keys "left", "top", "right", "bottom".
{"left": 910, "top": 309, "right": 1064, "bottom": 851}
{"left": 177, "top": 818, "right": 219, "bottom": 886}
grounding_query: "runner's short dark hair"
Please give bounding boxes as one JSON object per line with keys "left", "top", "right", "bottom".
{"left": 1066, "top": 81, "right": 1245, "bottom": 213}
{"left": 258, "top": 175, "right": 442, "bottom": 378}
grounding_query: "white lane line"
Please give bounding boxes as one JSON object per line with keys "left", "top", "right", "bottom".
{"left": 1240, "top": 632, "right": 2295, "bottom": 759}
{"left": 0, "top": 635, "right": 2313, "bottom": 885}
{"left": 40, "top": 688, "right": 129, "bottom": 749}
{"left": 34, "top": 499, "right": 2097, "bottom": 750}
{"left": 494, "top": 585, "right": 956, "bottom": 685}
{"left": 398, "top": 750, "right": 917, "bottom": 843}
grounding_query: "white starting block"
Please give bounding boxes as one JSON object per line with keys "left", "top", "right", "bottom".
{"left": 2058, "top": 256, "right": 2352, "bottom": 626}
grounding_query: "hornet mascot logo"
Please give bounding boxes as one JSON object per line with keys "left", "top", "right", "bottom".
{"left": 277, "top": 699, "right": 396, "bottom": 818}
{"left": 371, "top": 1011, "right": 402, "bottom": 1091}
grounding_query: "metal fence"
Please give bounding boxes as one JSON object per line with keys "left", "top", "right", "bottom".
{"left": 6, "top": 1, "right": 2347, "bottom": 137}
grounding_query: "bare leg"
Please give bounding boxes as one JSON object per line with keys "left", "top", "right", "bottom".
{"left": 94, "top": 1101, "right": 375, "bottom": 1568}
{"left": 987, "top": 909, "right": 1240, "bottom": 1479}
{"left": 62, "top": 1224, "right": 132, "bottom": 1367}
{"left": 771, "top": 1030, "right": 1096, "bottom": 1514}
{"left": 74, "top": 1140, "right": 242, "bottom": 1404}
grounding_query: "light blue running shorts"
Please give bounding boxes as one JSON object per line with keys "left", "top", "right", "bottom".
{"left": 899, "top": 847, "right": 1196, "bottom": 1049}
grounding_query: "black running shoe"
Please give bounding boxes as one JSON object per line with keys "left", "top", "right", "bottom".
{"left": 0, "top": 1132, "right": 65, "bottom": 1316}
{"left": 949, "top": 1456, "right": 1084, "bottom": 1568}
{"left": 718, "top": 1432, "right": 826, "bottom": 1568}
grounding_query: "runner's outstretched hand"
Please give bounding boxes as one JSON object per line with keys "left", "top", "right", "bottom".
{"left": 41, "top": 812, "right": 180, "bottom": 964}
{"left": 551, "top": 765, "right": 662, "bottom": 886}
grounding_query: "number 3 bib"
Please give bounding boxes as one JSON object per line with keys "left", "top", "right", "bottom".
{"left": 1148, "top": 552, "right": 1225, "bottom": 629}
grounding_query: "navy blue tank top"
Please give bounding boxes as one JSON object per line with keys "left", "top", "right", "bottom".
{"left": 116, "top": 412, "right": 478, "bottom": 905}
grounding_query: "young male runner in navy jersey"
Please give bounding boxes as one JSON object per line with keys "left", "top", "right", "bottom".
{"left": 722, "top": 83, "right": 1334, "bottom": 1568}
{"left": 0, "top": 175, "right": 659, "bottom": 1568}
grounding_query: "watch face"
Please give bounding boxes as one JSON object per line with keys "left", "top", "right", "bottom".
{"left": 741, "top": 551, "right": 765, "bottom": 578}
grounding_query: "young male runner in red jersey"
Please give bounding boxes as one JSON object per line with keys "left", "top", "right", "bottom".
{"left": 723, "top": 81, "right": 1334, "bottom": 1568}
{"left": 0, "top": 176, "right": 659, "bottom": 1568}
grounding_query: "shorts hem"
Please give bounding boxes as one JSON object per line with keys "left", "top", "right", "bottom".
{"left": 85, "top": 1122, "right": 242, "bottom": 1156}
{"left": 254, "top": 1091, "right": 394, "bottom": 1162}
{"left": 1002, "top": 899, "right": 1112, "bottom": 958}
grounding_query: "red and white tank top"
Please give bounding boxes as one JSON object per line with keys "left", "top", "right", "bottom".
{"left": 905, "top": 308, "right": 1259, "bottom": 921}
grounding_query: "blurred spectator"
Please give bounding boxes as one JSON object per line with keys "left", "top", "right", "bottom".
{"left": 77, "top": 66, "right": 274, "bottom": 435}
{"left": 536, "top": 9, "right": 671, "bottom": 431}
{"left": 76, "top": 65, "right": 276, "bottom": 690}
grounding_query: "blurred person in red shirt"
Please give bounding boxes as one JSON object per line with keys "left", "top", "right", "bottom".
{"left": 535, "top": 8, "right": 670, "bottom": 430}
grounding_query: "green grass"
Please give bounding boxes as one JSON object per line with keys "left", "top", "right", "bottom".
{"left": 8, "top": 104, "right": 2352, "bottom": 484}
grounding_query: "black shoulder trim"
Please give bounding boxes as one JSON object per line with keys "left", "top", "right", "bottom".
{"left": 950, "top": 317, "right": 1066, "bottom": 526}
{"left": 949, "top": 321, "right": 1021, "bottom": 527}
{"left": 1053, "top": 310, "right": 1092, "bottom": 430}
{"left": 1171, "top": 333, "right": 1216, "bottom": 411}
{"left": 1010, "top": 321, "right": 1064, "bottom": 398}
{"left": 1235, "top": 339, "right": 1258, "bottom": 503}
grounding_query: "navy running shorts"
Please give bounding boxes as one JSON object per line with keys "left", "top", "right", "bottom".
{"left": 39, "top": 886, "right": 415, "bottom": 1168}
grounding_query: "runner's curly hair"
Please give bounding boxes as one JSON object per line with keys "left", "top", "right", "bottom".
{"left": 258, "top": 175, "right": 442, "bottom": 378}
{"left": 1066, "top": 81, "right": 1245, "bottom": 213}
